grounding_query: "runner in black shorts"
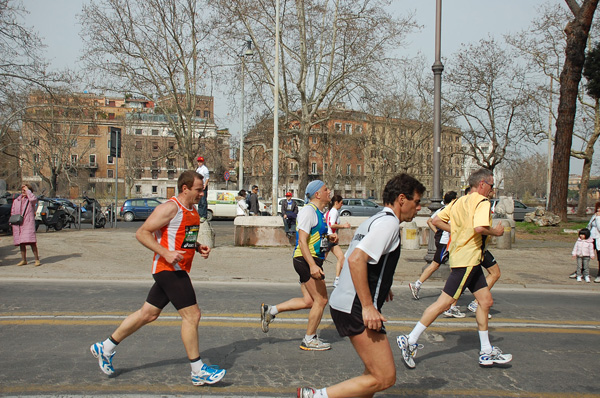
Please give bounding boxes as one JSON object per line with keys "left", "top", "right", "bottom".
{"left": 467, "top": 250, "right": 500, "bottom": 317}
{"left": 146, "top": 270, "right": 197, "bottom": 310}
{"left": 298, "top": 174, "right": 425, "bottom": 398}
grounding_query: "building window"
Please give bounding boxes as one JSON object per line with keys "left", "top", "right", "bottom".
{"left": 151, "top": 129, "right": 159, "bottom": 136}
{"left": 168, "top": 141, "right": 175, "bottom": 150}
{"left": 152, "top": 185, "right": 158, "bottom": 194}
{"left": 71, "top": 154, "right": 78, "bottom": 164}
{"left": 334, "top": 123, "right": 341, "bottom": 132}
{"left": 312, "top": 136, "right": 317, "bottom": 144}
{"left": 90, "top": 139, "right": 95, "bottom": 148}
{"left": 347, "top": 164, "right": 351, "bottom": 175}
{"left": 152, "top": 170, "right": 158, "bottom": 179}
{"left": 71, "top": 139, "right": 77, "bottom": 147}
{"left": 152, "top": 141, "right": 159, "bottom": 151}
{"left": 311, "top": 150, "right": 316, "bottom": 157}
{"left": 88, "top": 125, "right": 98, "bottom": 135}
{"left": 135, "top": 129, "right": 142, "bottom": 135}
{"left": 357, "top": 165, "right": 361, "bottom": 174}
{"left": 311, "top": 162, "right": 317, "bottom": 174}
{"left": 32, "top": 138, "right": 39, "bottom": 146}
{"left": 135, "top": 141, "right": 142, "bottom": 150}
{"left": 356, "top": 125, "right": 362, "bottom": 134}
{"left": 107, "top": 169, "right": 114, "bottom": 178}
{"left": 324, "top": 163, "right": 328, "bottom": 173}
{"left": 345, "top": 124, "right": 352, "bottom": 135}
{"left": 108, "top": 113, "right": 115, "bottom": 120}
{"left": 135, "top": 185, "right": 141, "bottom": 194}
{"left": 89, "top": 154, "right": 96, "bottom": 165}
{"left": 107, "top": 155, "right": 114, "bottom": 164}
{"left": 168, "top": 170, "right": 175, "bottom": 180}
{"left": 336, "top": 164, "right": 340, "bottom": 174}
{"left": 204, "top": 110, "right": 210, "bottom": 118}
{"left": 33, "top": 153, "right": 40, "bottom": 162}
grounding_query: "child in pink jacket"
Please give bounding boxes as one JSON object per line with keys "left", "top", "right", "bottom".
{"left": 572, "top": 228, "right": 595, "bottom": 282}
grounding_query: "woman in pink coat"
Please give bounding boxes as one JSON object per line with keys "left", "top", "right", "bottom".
{"left": 11, "top": 184, "right": 41, "bottom": 266}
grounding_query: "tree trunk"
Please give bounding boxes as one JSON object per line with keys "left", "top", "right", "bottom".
{"left": 577, "top": 157, "right": 592, "bottom": 215}
{"left": 549, "top": 0, "right": 598, "bottom": 221}
{"left": 297, "top": 123, "right": 310, "bottom": 199}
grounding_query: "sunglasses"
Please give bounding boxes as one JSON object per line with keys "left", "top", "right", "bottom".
{"left": 482, "top": 181, "right": 494, "bottom": 189}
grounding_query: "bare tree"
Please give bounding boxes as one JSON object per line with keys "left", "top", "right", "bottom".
{"left": 549, "top": 0, "right": 599, "bottom": 221}
{"left": 444, "top": 37, "right": 541, "bottom": 173}
{"left": 79, "top": 0, "right": 216, "bottom": 168}
{"left": 504, "top": 152, "right": 548, "bottom": 200}
{"left": 213, "top": 0, "right": 417, "bottom": 197}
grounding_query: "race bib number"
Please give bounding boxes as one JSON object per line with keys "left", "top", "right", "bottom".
{"left": 320, "top": 234, "right": 331, "bottom": 253}
{"left": 181, "top": 225, "right": 200, "bottom": 249}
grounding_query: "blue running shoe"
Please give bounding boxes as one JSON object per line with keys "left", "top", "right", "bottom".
{"left": 191, "top": 364, "right": 226, "bottom": 386}
{"left": 90, "top": 342, "right": 115, "bottom": 375}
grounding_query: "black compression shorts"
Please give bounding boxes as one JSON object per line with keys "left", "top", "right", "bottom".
{"left": 330, "top": 307, "right": 387, "bottom": 337}
{"left": 146, "top": 270, "right": 197, "bottom": 310}
{"left": 442, "top": 265, "right": 487, "bottom": 300}
{"left": 293, "top": 257, "right": 324, "bottom": 283}
{"left": 480, "top": 250, "right": 497, "bottom": 269}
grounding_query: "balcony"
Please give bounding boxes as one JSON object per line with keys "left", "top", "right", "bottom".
{"left": 84, "top": 162, "right": 98, "bottom": 169}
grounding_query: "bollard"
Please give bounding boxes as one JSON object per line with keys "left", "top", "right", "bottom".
{"left": 401, "top": 221, "right": 420, "bottom": 250}
{"left": 198, "top": 221, "right": 215, "bottom": 248}
{"left": 495, "top": 219, "right": 512, "bottom": 249}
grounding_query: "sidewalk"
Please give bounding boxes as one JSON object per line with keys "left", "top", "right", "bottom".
{"left": 0, "top": 227, "right": 598, "bottom": 291}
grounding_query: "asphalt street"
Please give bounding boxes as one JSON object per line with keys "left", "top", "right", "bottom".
{"left": 1, "top": 280, "right": 599, "bottom": 397}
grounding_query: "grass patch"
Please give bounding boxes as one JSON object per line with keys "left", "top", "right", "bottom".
{"left": 515, "top": 220, "right": 589, "bottom": 242}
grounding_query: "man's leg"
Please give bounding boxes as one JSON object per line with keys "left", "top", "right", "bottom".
{"left": 303, "top": 277, "right": 328, "bottom": 336}
{"left": 311, "top": 329, "right": 396, "bottom": 398}
{"left": 198, "top": 188, "right": 208, "bottom": 219}
{"left": 178, "top": 304, "right": 202, "bottom": 359}
{"left": 112, "top": 301, "right": 163, "bottom": 342}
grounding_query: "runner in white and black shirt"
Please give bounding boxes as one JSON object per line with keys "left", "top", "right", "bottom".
{"left": 298, "top": 174, "right": 425, "bottom": 398}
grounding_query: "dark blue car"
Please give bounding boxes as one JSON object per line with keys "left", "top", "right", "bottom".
{"left": 120, "top": 198, "right": 162, "bottom": 222}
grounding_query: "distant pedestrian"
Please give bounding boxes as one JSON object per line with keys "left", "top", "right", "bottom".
{"left": 325, "top": 195, "right": 351, "bottom": 288}
{"left": 11, "top": 184, "right": 40, "bottom": 266}
{"left": 89, "top": 171, "right": 226, "bottom": 386}
{"left": 248, "top": 185, "right": 260, "bottom": 216}
{"left": 584, "top": 202, "right": 600, "bottom": 283}
{"left": 195, "top": 156, "right": 210, "bottom": 222}
{"left": 236, "top": 190, "right": 249, "bottom": 216}
{"left": 572, "top": 228, "right": 595, "bottom": 283}
{"left": 261, "top": 180, "right": 336, "bottom": 351}
{"left": 298, "top": 174, "right": 425, "bottom": 398}
{"left": 281, "top": 192, "right": 298, "bottom": 237}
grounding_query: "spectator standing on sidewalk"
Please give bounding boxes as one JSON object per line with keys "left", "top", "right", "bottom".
{"left": 89, "top": 170, "right": 226, "bottom": 387}
{"left": 397, "top": 168, "right": 512, "bottom": 369}
{"left": 261, "top": 180, "right": 337, "bottom": 351}
{"left": 195, "top": 156, "right": 210, "bottom": 222}
{"left": 281, "top": 192, "right": 298, "bottom": 237}
{"left": 236, "top": 190, "right": 249, "bottom": 216}
{"left": 584, "top": 202, "right": 600, "bottom": 283}
{"left": 11, "top": 184, "right": 41, "bottom": 267}
{"left": 572, "top": 228, "right": 595, "bottom": 283}
{"left": 297, "top": 174, "right": 425, "bottom": 398}
{"left": 248, "top": 185, "right": 260, "bottom": 216}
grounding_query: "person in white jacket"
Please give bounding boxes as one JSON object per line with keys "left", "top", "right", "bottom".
{"left": 236, "top": 190, "right": 249, "bottom": 216}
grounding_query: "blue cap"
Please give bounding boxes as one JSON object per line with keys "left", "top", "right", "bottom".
{"left": 305, "top": 180, "right": 325, "bottom": 202}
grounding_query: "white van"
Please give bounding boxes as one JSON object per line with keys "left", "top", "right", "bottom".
{"left": 206, "top": 190, "right": 269, "bottom": 220}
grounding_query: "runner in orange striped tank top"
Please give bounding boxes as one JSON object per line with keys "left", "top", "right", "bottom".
{"left": 89, "top": 170, "right": 226, "bottom": 387}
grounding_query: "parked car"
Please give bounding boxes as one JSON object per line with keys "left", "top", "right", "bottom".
{"left": 206, "top": 190, "right": 269, "bottom": 220}
{"left": 339, "top": 198, "right": 382, "bottom": 217}
{"left": 490, "top": 198, "right": 536, "bottom": 222}
{"left": 120, "top": 198, "right": 162, "bottom": 222}
{"left": 276, "top": 197, "right": 305, "bottom": 216}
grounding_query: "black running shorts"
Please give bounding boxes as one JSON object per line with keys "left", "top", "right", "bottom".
{"left": 442, "top": 265, "right": 487, "bottom": 300}
{"left": 293, "top": 256, "right": 324, "bottom": 283}
{"left": 146, "top": 270, "right": 197, "bottom": 310}
{"left": 480, "top": 250, "right": 497, "bottom": 269}
{"left": 330, "top": 307, "right": 387, "bottom": 337}
{"left": 433, "top": 242, "right": 449, "bottom": 264}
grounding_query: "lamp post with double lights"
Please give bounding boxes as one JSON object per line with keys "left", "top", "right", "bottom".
{"left": 239, "top": 39, "right": 254, "bottom": 191}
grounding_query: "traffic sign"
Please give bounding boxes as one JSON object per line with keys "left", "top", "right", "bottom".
{"left": 224, "top": 171, "right": 230, "bottom": 181}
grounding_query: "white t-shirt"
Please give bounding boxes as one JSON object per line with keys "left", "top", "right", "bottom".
{"left": 296, "top": 204, "right": 319, "bottom": 234}
{"left": 195, "top": 165, "right": 210, "bottom": 185}
{"left": 326, "top": 207, "right": 340, "bottom": 234}
{"left": 431, "top": 207, "right": 450, "bottom": 245}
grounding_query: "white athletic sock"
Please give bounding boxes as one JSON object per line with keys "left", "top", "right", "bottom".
{"left": 408, "top": 322, "right": 427, "bottom": 345}
{"left": 479, "top": 330, "right": 492, "bottom": 353}
{"left": 415, "top": 280, "right": 422, "bottom": 288}
{"left": 190, "top": 357, "right": 205, "bottom": 373}
{"left": 270, "top": 305, "right": 279, "bottom": 316}
{"left": 450, "top": 305, "right": 458, "bottom": 310}
{"left": 102, "top": 338, "right": 117, "bottom": 353}
{"left": 304, "top": 334, "right": 316, "bottom": 343}
{"left": 314, "top": 388, "right": 329, "bottom": 398}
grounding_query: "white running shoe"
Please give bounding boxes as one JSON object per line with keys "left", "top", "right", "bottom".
{"left": 409, "top": 282, "right": 421, "bottom": 300}
{"left": 585, "top": 276, "right": 591, "bottom": 283}
{"left": 443, "top": 306, "right": 466, "bottom": 318}
{"left": 300, "top": 336, "right": 331, "bottom": 351}
{"left": 577, "top": 276, "right": 582, "bottom": 282}
{"left": 479, "top": 346, "right": 512, "bottom": 366}
{"left": 297, "top": 387, "right": 315, "bottom": 398}
{"left": 260, "top": 303, "right": 275, "bottom": 333}
{"left": 396, "top": 335, "right": 422, "bottom": 369}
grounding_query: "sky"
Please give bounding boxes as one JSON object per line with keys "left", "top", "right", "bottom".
{"left": 20, "top": 0, "right": 583, "bottom": 174}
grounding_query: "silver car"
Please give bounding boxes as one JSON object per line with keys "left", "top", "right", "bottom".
{"left": 340, "top": 198, "right": 382, "bottom": 217}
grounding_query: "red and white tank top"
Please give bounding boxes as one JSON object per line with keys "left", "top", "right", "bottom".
{"left": 152, "top": 197, "right": 200, "bottom": 274}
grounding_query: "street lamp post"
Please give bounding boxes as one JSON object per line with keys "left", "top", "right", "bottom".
{"left": 239, "top": 39, "right": 254, "bottom": 191}
{"left": 425, "top": 0, "right": 444, "bottom": 266}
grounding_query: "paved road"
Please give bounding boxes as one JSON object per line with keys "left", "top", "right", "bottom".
{"left": 1, "top": 280, "right": 599, "bottom": 397}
